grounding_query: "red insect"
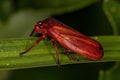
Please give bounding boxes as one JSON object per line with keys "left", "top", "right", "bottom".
{"left": 20, "top": 18, "right": 103, "bottom": 64}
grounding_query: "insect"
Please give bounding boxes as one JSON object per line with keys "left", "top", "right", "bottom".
{"left": 20, "top": 18, "right": 103, "bottom": 64}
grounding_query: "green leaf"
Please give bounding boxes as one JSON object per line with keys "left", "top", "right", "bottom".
{"left": 103, "top": 0, "right": 120, "bottom": 35}
{"left": 0, "top": 36, "right": 120, "bottom": 70}
{"left": 0, "top": 0, "right": 97, "bottom": 21}
{"left": 98, "top": 62, "right": 120, "bottom": 80}
{"left": 17, "top": 0, "right": 97, "bottom": 14}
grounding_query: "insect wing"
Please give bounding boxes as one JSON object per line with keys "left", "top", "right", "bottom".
{"left": 49, "top": 25, "right": 103, "bottom": 60}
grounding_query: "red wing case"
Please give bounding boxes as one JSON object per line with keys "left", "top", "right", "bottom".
{"left": 47, "top": 19, "right": 103, "bottom": 60}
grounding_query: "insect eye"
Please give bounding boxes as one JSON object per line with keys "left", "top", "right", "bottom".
{"left": 37, "top": 22, "right": 43, "bottom": 29}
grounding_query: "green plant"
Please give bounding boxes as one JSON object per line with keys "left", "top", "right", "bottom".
{"left": 0, "top": 0, "right": 120, "bottom": 80}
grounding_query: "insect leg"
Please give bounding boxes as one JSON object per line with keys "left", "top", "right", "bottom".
{"left": 20, "top": 35, "right": 46, "bottom": 56}
{"left": 51, "top": 39, "right": 60, "bottom": 66}
{"left": 29, "top": 27, "right": 36, "bottom": 36}
{"left": 63, "top": 48, "right": 79, "bottom": 61}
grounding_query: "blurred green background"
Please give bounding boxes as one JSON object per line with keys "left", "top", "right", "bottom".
{"left": 0, "top": 0, "right": 120, "bottom": 80}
